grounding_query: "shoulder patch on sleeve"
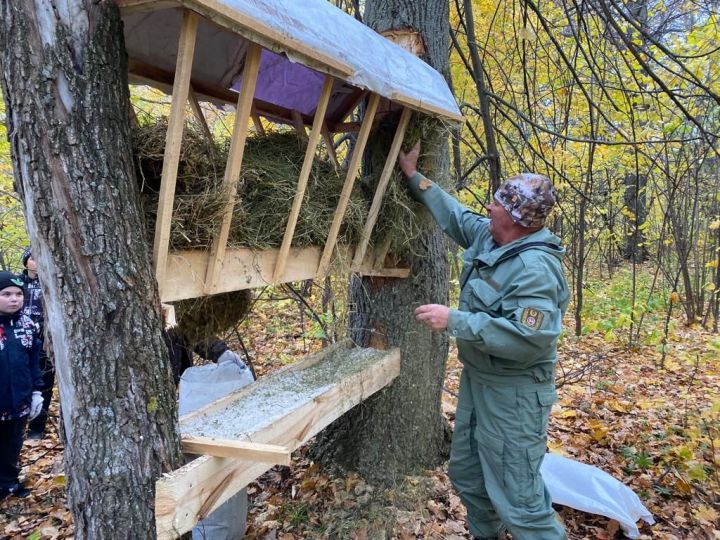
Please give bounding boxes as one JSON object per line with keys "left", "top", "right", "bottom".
{"left": 520, "top": 308, "right": 544, "bottom": 330}
{"left": 418, "top": 178, "right": 434, "bottom": 191}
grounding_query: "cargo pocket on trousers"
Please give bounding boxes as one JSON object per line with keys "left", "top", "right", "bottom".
{"left": 503, "top": 439, "right": 547, "bottom": 507}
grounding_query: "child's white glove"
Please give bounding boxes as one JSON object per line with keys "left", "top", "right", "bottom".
{"left": 29, "top": 391, "right": 43, "bottom": 420}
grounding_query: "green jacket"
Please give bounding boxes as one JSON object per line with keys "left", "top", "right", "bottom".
{"left": 408, "top": 173, "right": 569, "bottom": 383}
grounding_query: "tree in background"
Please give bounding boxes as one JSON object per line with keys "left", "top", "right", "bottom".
{"left": 0, "top": 2, "right": 181, "bottom": 537}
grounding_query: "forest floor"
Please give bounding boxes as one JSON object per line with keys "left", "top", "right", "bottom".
{"left": 1, "top": 278, "right": 719, "bottom": 540}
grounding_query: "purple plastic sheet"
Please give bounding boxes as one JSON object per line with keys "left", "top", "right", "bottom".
{"left": 232, "top": 49, "right": 325, "bottom": 116}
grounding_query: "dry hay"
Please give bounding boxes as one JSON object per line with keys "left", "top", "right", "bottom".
{"left": 174, "top": 289, "right": 253, "bottom": 344}
{"left": 365, "top": 112, "right": 451, "bottom": 257}
{"left": 132, "top": 119, "right": 367, "bottom": 251}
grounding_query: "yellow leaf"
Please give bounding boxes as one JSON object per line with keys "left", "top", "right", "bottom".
{"left": 709, "top": 219, "right": 720, "bottom": 231}
{"left": 588, "top": 419, "right": 609, "bottom": 441}
{"left": 706, "top": 260, "right": 719, "bottom": 269}
{"left": 560, "top": 410, "right": 577, "bottom": 418}
{"left": 674, "top": 476, "right": 693, "bottom": 495}
{"left": 693, "top": 504, "right": 719, "bottom": 523}
{"left": 670, "top": 292, "right": 680, "bottom": 304}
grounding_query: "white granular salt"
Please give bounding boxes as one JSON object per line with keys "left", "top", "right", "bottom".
{"left": 181, "top": 346, "right": 384, "bottom": 440}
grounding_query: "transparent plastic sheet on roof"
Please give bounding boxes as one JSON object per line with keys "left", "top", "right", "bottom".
{"left": 218, "top": 0, "right": 461, "bottom": 119}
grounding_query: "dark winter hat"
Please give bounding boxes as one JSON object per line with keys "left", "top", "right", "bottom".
{"left": 0, "top": 271, "right": 25, "bottom": 292}
{"left": 494, "top": 173, "right": 556, "bottom": 228}
{"left": 21, "top": 247, "right": 32, "bottom": 268}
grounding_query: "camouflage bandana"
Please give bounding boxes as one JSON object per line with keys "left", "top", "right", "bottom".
{"left": 494, "top": 173, "right": 556, "bottom": 228}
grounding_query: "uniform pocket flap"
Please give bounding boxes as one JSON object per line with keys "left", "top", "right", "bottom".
{"left": 467, "top": 279, "right": 502, "bottom": 308}
{"left": 474, "top": 426, "right": 504, "bottom": 454}
{"left": 537, "top": 390, "right": 558, "bottom": 407}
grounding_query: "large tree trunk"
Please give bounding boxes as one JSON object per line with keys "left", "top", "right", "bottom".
{"left": 314, "top": 0, "right": 452, "bottom": 481}
{"left": 0, "top": 2, "right": 181, "bottom": 537}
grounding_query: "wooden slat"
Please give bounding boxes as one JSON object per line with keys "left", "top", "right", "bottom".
{"left": 250, "top": 105, "right": 266, "bottom": 136}
{"left": 291, "top": 109, "right": 307, "bottom": 138}
{"left": 272, "top": 76, "right": 334, "bottom": 283}
{"left": 352, "top": 107, "right": 412, "bottom": 270}
{"left": 155, "top": 346, "right": 401, "bottom": 538}
{"left": 188, "top": 87, "right": 214, "bottom": 145}
{"left": 182, "top": 437, "right": 291, "bottom": 464}
{"left": 317, "top": 93, "right": 380, "bottom": 277}
{"left": 203, "top": 43, "right": 263, "bottom": 294}
{"left": 152, "top": 10, "right": 199, "bottom": 291}
{"left": 321, "top": 122, "right": 340, "bottom": 170}
{"left": 161, "top": 245, "right": 408, "bottom": 302}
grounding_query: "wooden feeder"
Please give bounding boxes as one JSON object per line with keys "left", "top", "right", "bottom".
{"left": 117, "top": 0, "right": 462, "bottom": 537}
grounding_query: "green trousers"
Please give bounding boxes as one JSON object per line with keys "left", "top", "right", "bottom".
{"left": 448, "top": 369, "right": 567, "bottom": 540}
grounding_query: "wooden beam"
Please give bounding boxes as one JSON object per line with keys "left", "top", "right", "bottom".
{"left": 161, "top": 245, "right": 409, "bottom": 302}
{"left": 317, "top": 92, "right": 380, "bottom": 277}
{"left": 290, "top": 109, "right": 307, "bottom": 139}
{"left": 321, "top": 122, "right": 340, "bottom": 170}
{"left": 182, "top": 437, "right": 291, "bottom": 465}
{"left": 352, "top": 107, "right": 412, "bottom": 271}
{"left": 250, "top": 105, "right": 265, "bottom": 136}
{"left": 152, "top": 10, "right": 199, "bottom": 292}
{"left": 155, "top": 345, "right": 401, "bottom": 538}
{"left": 273, "top": 76, "right": 334, "bottom": 283}
{"left": 203, "top": 43, "right": 263, "bottom": 294}
{"left": 188, "top": 87, "right": 214, "bottom": 145}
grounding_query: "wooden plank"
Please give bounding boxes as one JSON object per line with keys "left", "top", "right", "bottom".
{"left": 203, "top": 43, "right": 263, "bottom": 294}
{"left": 352, "top": 107, "right": 412, "bottom": 270}
{"left": 291, "top": 109, "right": 307, "bottom": 138}
{"left": 321, "top": 122, "right": 340, "bottom": 170}
{"left": 273, "top": 76, "right": 334, "bottom": 283}
{"left": 250, "top": 105, "right": 266, "bottom": 136}
{"left": 161, "top": 245, "right": 407, "bottom": 302}
{"left": 188, "top": 87, "right": 214, "bottom": 145}
{"left": 152, "top": 10, "right": 199, "bottom": 292}
{"left": 156, "top": 347, "right": 401, "bottom": 538}
{"left": 179, "top": 339, "right": 353, "bottom": 424}
{"left": 181, "top": 437, "right": 291, "bottom": 464}
{"left": 317, "top": 93, "right": 380, "bottom": 277}
{"left": 181, "top": 0, "right": 353, "bottom": 79}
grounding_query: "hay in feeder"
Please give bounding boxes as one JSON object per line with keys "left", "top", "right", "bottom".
{"left": 364, "top": 113, "right": 451, "bottom": 257}
{"left": 174, "top": 289, "right": 253, "bottom": 344}
{"left": 132, "top": 119, "right": 368, "bottom": 251}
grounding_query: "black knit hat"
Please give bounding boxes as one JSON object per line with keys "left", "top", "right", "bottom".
{"left": 0, "top": 271, "right": 25, "bottom": 292}
{"left": 21, "top": 247, "right": 32, "bottom": 268}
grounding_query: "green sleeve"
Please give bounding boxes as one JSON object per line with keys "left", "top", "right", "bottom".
{"left": 447, "top": 264, "right": 563, "bottom": 363}
{"left": 407, "top": 172, "right": 488, "bottom": 250}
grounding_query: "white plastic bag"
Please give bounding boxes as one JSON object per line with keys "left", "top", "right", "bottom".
{"left": 541, "top": 453, "right": 655, "bottom": 538}
{"left": 179, "top": 359, "right": 255, "bottom": 540}
{"left": 179, "top": 361, "right": 254, "bottom": 416}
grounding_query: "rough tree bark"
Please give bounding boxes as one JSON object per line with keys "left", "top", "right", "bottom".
{"left": 0, "top": 2, "right": 181, "bottom": 537}
{"left": 314, "top": 0, "right": 452, "bottom": 481}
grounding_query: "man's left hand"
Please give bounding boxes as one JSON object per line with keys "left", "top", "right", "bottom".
{"left": 415, "top": 304, "right": 450, "bottom": 332}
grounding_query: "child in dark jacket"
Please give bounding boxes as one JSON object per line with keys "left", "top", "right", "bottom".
{"left": 20, "top": 248, "right": 53, "bottom": 439}
{"left": 0, "top": 271, "right": 43, "bottom": 500}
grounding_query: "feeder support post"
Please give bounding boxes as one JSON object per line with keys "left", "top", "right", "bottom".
{"left": 204, "top": 42, "right": 263, "bottom": 294}
{"left": 317, "top": 92, "right": 380, "bottom": 277}
{"left": 152, "top": 9, "right": 199, "bottom": 291}
{"left": 273, "top": 76, "right": 334, "bottom": 283}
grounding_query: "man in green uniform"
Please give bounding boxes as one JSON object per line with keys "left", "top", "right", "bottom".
{"left": 399, "top": 142, "right": 568, "bottom": 540}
